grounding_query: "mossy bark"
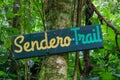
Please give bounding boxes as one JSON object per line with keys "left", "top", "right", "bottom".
{"left": 39, "top": 0, "right": 73, "bottom": 80}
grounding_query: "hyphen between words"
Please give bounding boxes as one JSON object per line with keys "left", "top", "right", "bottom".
{"left": 14, "top": 26, "right": 102, "bottom": 53}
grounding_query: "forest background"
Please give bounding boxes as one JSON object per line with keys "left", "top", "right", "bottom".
{"left": 0, "top": 0, "right": 120, "bottom": 80}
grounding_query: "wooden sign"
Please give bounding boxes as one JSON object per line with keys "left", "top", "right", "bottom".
{"left": 12, "top": 25, "right": 103, "bottom": 59}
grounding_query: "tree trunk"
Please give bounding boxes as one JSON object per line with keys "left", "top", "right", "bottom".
{"left": 39, "top": 0, "right": 73, "bottom": 80}
{"left": 13, "top": 0, "right": 21, "bottom": 31}
{"left": 11, "top": 0, "right": 21, "bottom": 80}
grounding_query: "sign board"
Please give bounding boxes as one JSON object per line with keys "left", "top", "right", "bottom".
{"left": 12, "top": 25, "right": 103, "bottom": 59}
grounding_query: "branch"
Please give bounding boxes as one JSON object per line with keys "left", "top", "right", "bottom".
{"left": 33, "top": 0, "right": 46, "bottom": 31}
{"left": 40, "top": 0, "right": 46, "bottom": 31}
{"left": 73, "top": 52, "right": 79, "bottom": 80}
{"left": 73, "top": 0, "right": 84, "bottom": 79}
{"left": 115, "top": 33, "right": 120, "bottom": 52}
{"left": 104, "top": 51, "right": 110, "bottom": 61}
{"left": 83, "top": 51, "right": 93, "bottom": 77}
{"left": 86, "top": 0, "right": 120, "bottom": 34}
{"left": 86, "top": 0, "right": 120, "bottom": 52}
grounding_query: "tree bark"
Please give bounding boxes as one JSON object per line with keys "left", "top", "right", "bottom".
{"left": 13, "top": 0, "right": 21, "bottom": 31}
{"left": 39, "top": 0, "right": 73, "bottom": 80}
{"left": 12, "top": 0, "right": 21, "bottom": 80}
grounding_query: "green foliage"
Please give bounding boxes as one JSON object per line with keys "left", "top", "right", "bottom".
{"left": 100, "top": 72, "right": 115, "bottom": 80}
{"left": 0, "top": 0, "right": 43, "bottom": 79}
{"left": 0, "top": 0, "right": 120, "bottom": 79}
{"left": 0, "top": 71, "right": 7, "bottom": 77}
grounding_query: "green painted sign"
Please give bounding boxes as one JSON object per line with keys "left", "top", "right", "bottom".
{"left": 12, "top": 25, "right": 103, "bottom": 59}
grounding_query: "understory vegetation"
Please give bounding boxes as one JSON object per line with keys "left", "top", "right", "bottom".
{"left": 0, "top": 0, "right": 120, "bottom": 80}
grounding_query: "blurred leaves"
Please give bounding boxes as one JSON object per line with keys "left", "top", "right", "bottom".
{"left": 0, "top": 0, "right": 120, "bottom": 79}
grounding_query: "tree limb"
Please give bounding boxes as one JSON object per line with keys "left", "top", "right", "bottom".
{"left": 73, "top": 0, "right": 84, "bottom": 79}
{"left": 86, "top": 0, "right": 120, "bottom": 34}
{"left": 115, "top": 33, "right": 120, "bottom": 52}
{"left": 86, "top": 0, "right": 120, "bottom": 52}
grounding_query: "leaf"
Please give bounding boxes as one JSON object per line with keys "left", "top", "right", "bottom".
{"left": 6, "top": 12, "right": 15, "bottom": 18}
{"left": 114, "top": 74, "right": 120, "bottom": 77}
{"left": 100, "top": 72, "right": 115, "bottom": 80}
{"left": 117, "top": 0, "right": 120, "bottom": 2}
{"left": 0, "top": 71, "right": 7, "bottom": 77}
{"left": 4, "top": 38, "right": 12, "bottom": 49}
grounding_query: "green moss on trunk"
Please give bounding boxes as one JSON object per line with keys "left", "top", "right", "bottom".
{"left": 39, "top": 0, "right": 73, "bottom": 80}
